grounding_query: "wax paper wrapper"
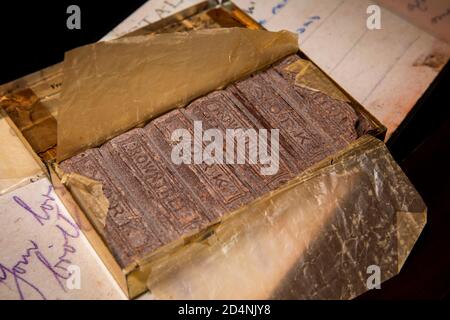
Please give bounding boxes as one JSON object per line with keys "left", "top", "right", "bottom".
{"left": 143, "top": 135, "right": 426, "bottom": 300}
{"left": 57, "top": 28, "right": 298, "bottom": 161}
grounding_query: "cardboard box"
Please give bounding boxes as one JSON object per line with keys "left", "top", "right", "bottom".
{"left": 1, "top": 2, "right": 425, "bottom": 300}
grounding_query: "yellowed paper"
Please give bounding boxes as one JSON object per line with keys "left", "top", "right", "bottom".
{"left": 233, "top": 0, "right": 450, "bottom": 138}
{"left": 285, "top": 59, "right": 350, "bottom": 102}
{"left": 377, "top": 0, "right": 450, "bottom": 44}
{"left": 57, "top": 28, "right": 298, "bottom": 161}
{"left": 0, "top": 114, "right": 43, "bottom": 195}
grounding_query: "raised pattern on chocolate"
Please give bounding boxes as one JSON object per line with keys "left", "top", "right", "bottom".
{"left": 60, "top": 55, "right": 374, "bottom": 268}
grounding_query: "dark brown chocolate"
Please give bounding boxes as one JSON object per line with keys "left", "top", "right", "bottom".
{"left": 60, "top": 55, "right": 373, "bottom": 267}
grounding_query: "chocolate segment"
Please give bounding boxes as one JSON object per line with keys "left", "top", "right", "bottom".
{"left": 60, "top": 55, "right": 373, "bottom": 268}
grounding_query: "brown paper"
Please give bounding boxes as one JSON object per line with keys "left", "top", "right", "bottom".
{"left": 57, "top": 28, "right": 298, "bottom": 161}
{"left": 144, "top": 135, "right": 426, "bottom": 300}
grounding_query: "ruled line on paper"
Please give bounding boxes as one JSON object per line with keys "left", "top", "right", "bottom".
{"left": 361, "top": 34, "right": 422, "bottom": 103}
{"left": 376, "top": 0, "right": 450, "bottom": 43}
{"left": 301, "top": 0, "right": 345, "bottom": 43}
{"left": 102, "top": 0, "right": 205, "bottom": 41}
{"left": 232, "top": 0, "right": 450, "bottom": 138}
{"left": 329, "top": 30, "right": 369, "bottom": 74}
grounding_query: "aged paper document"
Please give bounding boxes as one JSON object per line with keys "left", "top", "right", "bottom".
{"left": 102, "top": 0, "right": 205, "bottom": 41}
{"left": 233, "top": 0, "right": 450, "bottom": 137}
{"left": 0, "top": 178, "right": 125, "bottom": 300}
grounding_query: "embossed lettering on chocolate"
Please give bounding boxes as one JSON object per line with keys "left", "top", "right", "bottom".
{"left": 59, "top": 55, "right": 374, "bottom": 267}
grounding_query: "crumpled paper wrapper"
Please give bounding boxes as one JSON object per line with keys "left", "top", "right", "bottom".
{"left": 142, "top": 135, "right": 426, "bottom": 300}
{"left": 57, "top": 28, "right": 298, "bottom": 162}
{"left": 0, "top": 89, "right": 57, "bottom": 154}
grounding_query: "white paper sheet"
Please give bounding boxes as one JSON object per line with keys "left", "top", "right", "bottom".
{"left": 0, "top": 178, "right": 125, "bottom": 300}
{"left": 233, "top": 0, "right": 450, "bottom": 138}
{"left": 101, "top": 0, "right": 206, "bottom": 41}
{"left": 377, "top": 0, "right": 450, "bottom": 43}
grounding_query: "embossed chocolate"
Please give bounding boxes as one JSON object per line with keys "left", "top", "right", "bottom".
{"left": 182, "top": 90, "right": 295, "bottom": 192}
{"left": 60, "top": 55, "right": 374, "bottom": 268}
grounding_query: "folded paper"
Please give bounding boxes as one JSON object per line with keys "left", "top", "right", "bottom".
{"left": 57, "top": 28, "right": 298, "bottom": 161}
{"left": 0, "top": 113, "right": 44, "bottom": 195}
{"left": 144, "top": 136, "right": 426, "bottom": 299}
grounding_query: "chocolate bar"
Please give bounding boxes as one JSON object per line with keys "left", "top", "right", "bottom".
{"left": 60, "top": 55, "right": 374, "bottom": 267}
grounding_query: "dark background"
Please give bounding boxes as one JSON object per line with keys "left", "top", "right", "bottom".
{"left": 0, "top": 0, "right": 449, "bottom": 300}
{"left": 0, "top": 1, "right": 148, "bottom": 84}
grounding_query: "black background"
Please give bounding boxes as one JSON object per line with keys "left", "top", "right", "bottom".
{"left": 0, "top": 0, "right": 449, "bottom": 300}
{"left": 0, "top": 1, "right": 147, "bottom": 84}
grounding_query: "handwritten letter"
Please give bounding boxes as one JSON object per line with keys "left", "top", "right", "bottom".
{"left": 0, "top": 178, "right": 124, "bottom": 300}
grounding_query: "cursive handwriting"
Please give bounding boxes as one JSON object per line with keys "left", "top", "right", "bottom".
{"left": 0, "top": 241, "right": 46, "bottom": 300}
{"left": 0, "top": 185, "right": 80, "bottom": 300}
{"left": 243, "top": 0, "right": 290, "bottom": 26}
{"left": 431, "top": 7, "right": 450, "bottom": 24}
{"left": 408, "top": 0, "right": 428, "bottom": 12}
